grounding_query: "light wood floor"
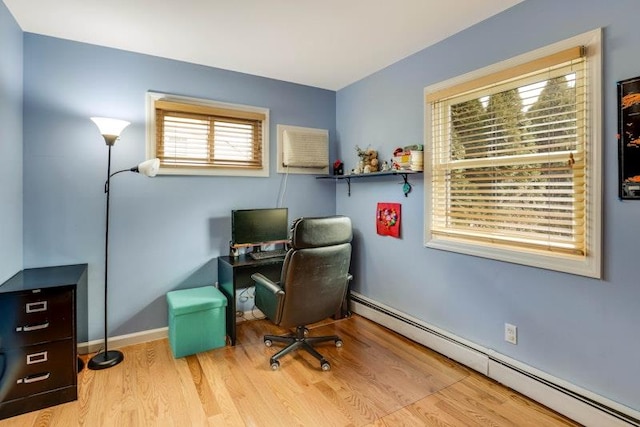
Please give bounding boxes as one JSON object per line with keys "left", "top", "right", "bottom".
{"left": 1, "top": 314, "right": 580, "bottom": 426}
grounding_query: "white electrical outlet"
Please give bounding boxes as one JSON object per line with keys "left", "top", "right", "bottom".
{"left": 505, "top": 323, "right": 517, "bottom": 344}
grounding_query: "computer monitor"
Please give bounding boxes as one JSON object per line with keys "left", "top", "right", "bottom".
{"left": 231, "top": 208, "right": 289, "bottom": 247}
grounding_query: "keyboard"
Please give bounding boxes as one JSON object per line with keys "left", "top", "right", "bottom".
{"left": 248, "top": 249, "right": 288, "bottom": 260}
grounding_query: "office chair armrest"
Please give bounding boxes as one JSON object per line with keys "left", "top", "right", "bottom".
{"left": 251, "top": 273, "right": 282, "bottom": 293}
{"left": 252, "top": 273, "right": 285, "bottom": 323}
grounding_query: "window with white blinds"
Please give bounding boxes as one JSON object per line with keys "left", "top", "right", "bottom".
{"left": 424, "top": 30, "right": 602, "bottom": 278}
{"left": 146, "top": 93, "right": 269, "bottom": 177}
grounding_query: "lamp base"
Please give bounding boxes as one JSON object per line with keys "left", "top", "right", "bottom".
{"left": 88, "top": 350, "right": 124, "bottom": 370}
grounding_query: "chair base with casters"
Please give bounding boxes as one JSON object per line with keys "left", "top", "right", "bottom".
{"left": 264, "top": 325, "right": 343, "bottom": 371}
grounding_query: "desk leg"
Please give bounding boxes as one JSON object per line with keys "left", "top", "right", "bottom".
{"left": 217, "top": 260, "right": 236, "bottom": 346}
{"left": 219, "top": 286, "right": 236, "bottom": 345}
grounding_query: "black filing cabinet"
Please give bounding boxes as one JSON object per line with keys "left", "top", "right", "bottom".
{"left": 0, "top": 264, "right": 85, "bottom": 420}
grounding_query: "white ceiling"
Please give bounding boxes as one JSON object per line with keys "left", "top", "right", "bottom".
{"left": 4, "top": 0, "right": 522, "bottom": 90}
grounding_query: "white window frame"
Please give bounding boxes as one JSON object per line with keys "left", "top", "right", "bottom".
{"left": 424, "top": 29, "right": 602, "bottom": 278}
{"left": 146, "top": 92, "right": 270, "bottom": 177}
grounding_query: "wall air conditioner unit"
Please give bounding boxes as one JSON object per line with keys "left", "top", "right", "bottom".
{"left": 277, "top": 124, "right": 329, "bottom": 174}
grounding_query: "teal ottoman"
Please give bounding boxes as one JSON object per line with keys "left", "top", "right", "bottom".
{"left": 167, "top": 286, "right": 228, "bottom": 358}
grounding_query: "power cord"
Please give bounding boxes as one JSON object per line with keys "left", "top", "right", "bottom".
{"left": 236, "top": 287, "right": 265, "bottom": 321}
{"left": 277, "top": 166, "right": 290, "bottom": 208}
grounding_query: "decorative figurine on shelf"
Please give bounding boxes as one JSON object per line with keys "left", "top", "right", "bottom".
{"left": 370, "top": 155, "right": 379, "bottom": 171}
{"left": 333, "top": 159, "right": 344, "bottom": 175}
{"left": 381, "top": 160, "right": 390, "bottom": 172}
{"left": 355, "top": 145, "right": 379, "bottom": 173}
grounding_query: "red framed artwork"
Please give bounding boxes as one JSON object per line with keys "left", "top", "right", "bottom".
{"left": 376, "top": 203, "right": 401, "bottom": 238}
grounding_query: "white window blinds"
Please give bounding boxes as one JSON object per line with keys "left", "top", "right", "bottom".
{"left": 155, "top": 100, "right": 265, "bottom": 169}
{"left": 428, "top": 47, "right": 587, "bottom": 256}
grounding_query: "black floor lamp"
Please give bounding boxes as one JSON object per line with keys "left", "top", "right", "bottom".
{"left": 88, "top": 117, "right": 160, "bottom": 370}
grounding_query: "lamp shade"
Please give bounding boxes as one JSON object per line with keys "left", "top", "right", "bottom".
{"left": 91, "top": 117, "right": 130, "bottom": 145}
{"left": 137, "top": 158, "right": 160, "bottom": 177}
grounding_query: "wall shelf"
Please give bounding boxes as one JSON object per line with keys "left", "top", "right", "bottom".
{"left": 316, "top": 170, "right": 422, "bottom": 197}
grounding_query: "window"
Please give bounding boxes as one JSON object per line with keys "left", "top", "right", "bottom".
{"left": 146, "top": 92, "right": 269, "bottom": 177}
{"left": 424, "top": 30, "right": 601, "bottom": 278}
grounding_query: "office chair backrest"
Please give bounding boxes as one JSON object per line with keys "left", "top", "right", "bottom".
{"left": 277, "top": 215, "right": 352, "bottom": 328}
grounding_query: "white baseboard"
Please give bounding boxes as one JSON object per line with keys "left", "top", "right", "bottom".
{"left": 350, "top": 291, "right": 640, "bottom": 427}
{"left": 77, "top": 310, "right": 266, "bottom": 354}
{"left": 78, "top": 327, "right": 168, "bottom": 354}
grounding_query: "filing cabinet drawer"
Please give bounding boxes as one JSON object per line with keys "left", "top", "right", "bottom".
{"left": 0, "top": 288, "right": 73, "bottom": 349}
{"left": 0, "top": 339, "right": 75, "bottom": 402}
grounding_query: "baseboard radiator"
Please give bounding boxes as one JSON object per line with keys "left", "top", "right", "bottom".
{"left": 350, "top": 292, "right": 640, "bottom": 427}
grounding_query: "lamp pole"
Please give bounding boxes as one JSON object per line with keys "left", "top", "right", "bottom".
{"left": 88, "top": 136, "right": 124, "bottom": 370}
{"left": 105, "top": 144, "right": 111, "bottom": 357}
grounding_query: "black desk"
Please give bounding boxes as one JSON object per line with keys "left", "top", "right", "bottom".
{"left": 217, "top": 255, "right": 283, "bottom": 345}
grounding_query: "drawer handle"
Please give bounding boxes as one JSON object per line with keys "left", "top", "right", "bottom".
{"left": 26, "top": 301, "right": 48, "bottom": 313}
{"left": 17, "top": 372, "right": 51, "bottom": 384}
{"left": 16, "top": 322, "right": 50, "bottom": 332}
{"left": 27, "top": 351, "right": 48, "bottom": 365}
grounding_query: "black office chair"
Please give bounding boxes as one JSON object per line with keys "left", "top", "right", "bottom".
{"left": 252, "top": 215, "right": 352, "bottom": 371}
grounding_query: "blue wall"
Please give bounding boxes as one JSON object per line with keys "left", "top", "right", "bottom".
{"left": 22, "top": 35, "right": 336, "bottom": 339}
{"left": 337, "top": 0, "right": 639, "bottom": 412}
{"left": 0, "top": 1, "right": 22, "bottom": 283}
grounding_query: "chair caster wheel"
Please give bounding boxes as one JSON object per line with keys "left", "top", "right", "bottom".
{"left": 321, "top": 361, "right": 331, "bottom": 371}
{"left": 270, "top": 360, "right": 280, "bottom": 371}
{"left": 264, "top": 339, "right": 273, "bottom": 347}
{"left": 335, "top": 339, "right": 343, "bottom": 348}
